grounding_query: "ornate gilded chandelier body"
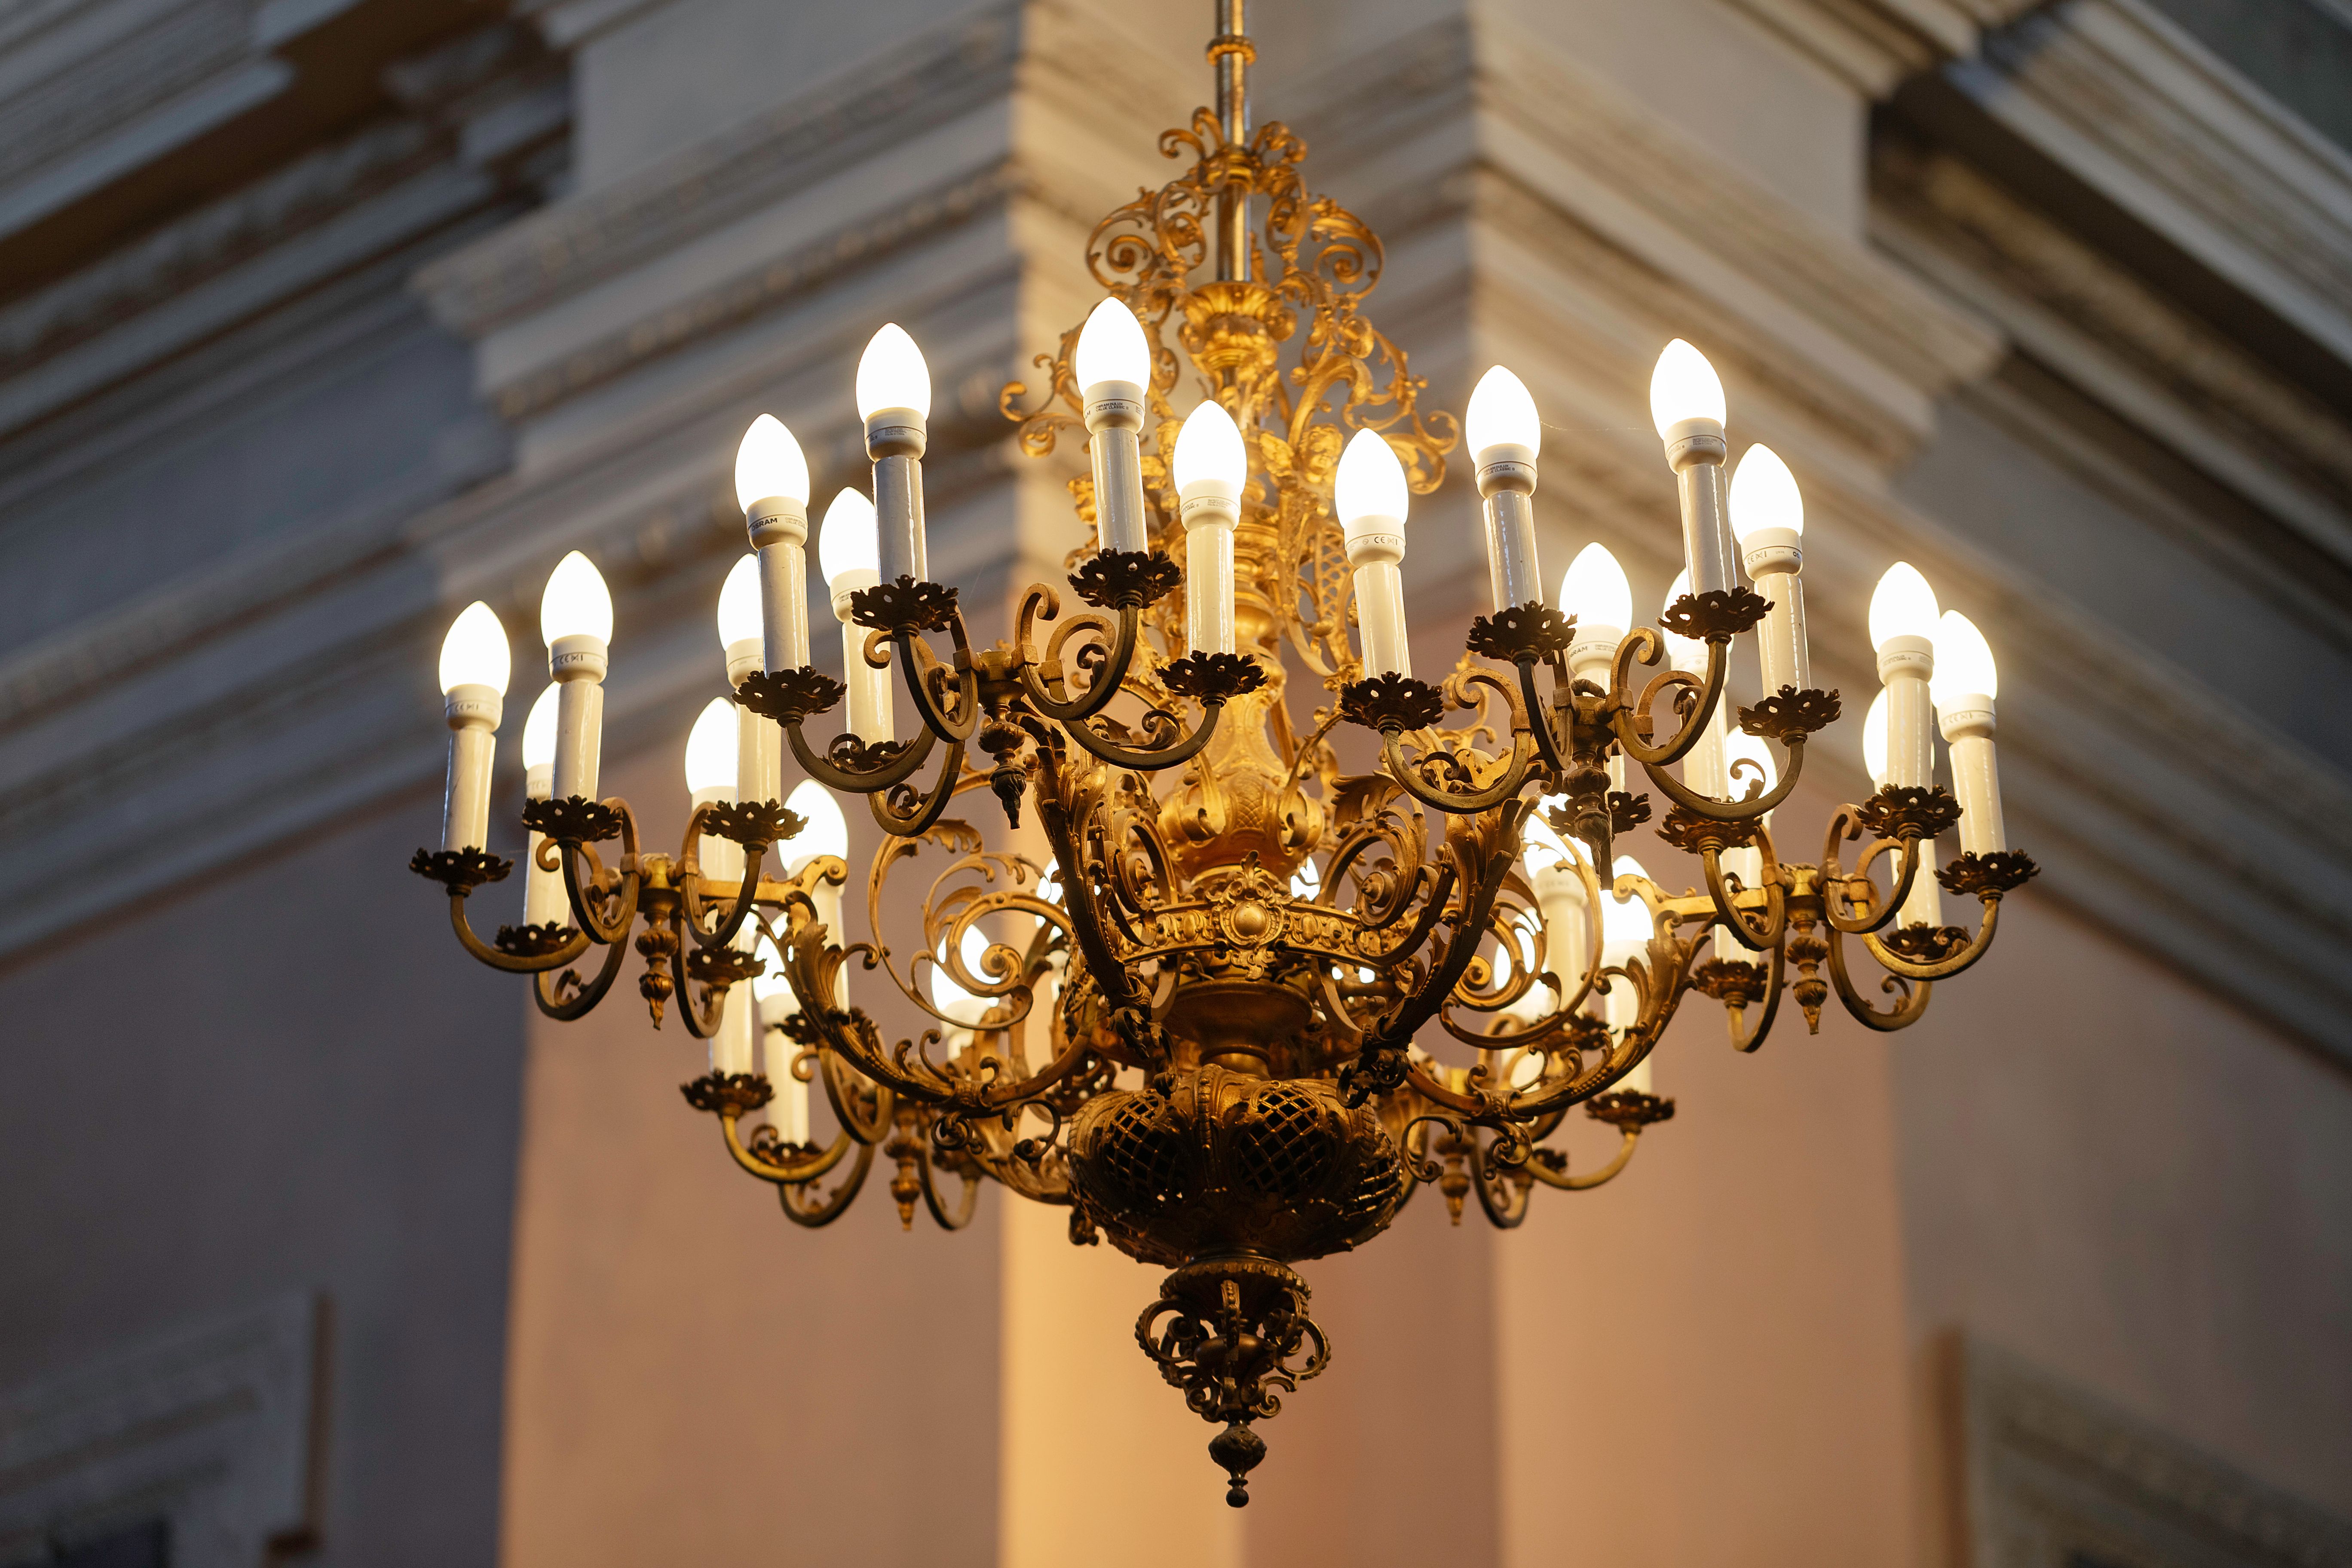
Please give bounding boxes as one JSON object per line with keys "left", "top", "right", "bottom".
{"left": 411, "top": 3, "right": 2035, "bottom": 1507}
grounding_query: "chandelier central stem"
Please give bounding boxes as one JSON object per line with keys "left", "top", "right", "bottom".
{"left": 1211, "top": 0, "right": 1251, "bottom": 282}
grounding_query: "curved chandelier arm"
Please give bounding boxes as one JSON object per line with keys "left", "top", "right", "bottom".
{"left": 1011, "top": 588, "right": 1140, "bottom": 726}
{"left": 677, "top": 823, "right": 767, "bottom": 955}
{"left": 783, "top": 717, "right": 940, "bottom": 796}
{"left": 1514, "top": 658, "right": 1574, "bottom": 775}
{"left": 893, "top": 624, "right": 983, "bottom": 746}
{"left": 1824, "top": 923, "right": 1933, "bottom": 1030}
{"left": 1469, "top": 1132, "right": 1534, "bottom": 1229}
{"left": 779, "top": 1139, "right": 879, "bottom": 1228}
{"left": 1357, "top": 800, "right": 1532, "bottom": 1072}
{"left": 444, "top": 889, "right": 594, "bottom": 973}
{"left": 1860, "top": 894, "right": 2003, "bottom": 981}
{"left": 1610, "top": 631, "right": 1721, "bottom": 769}
{"left": 912, "top": 1139, "right": 986, "bottom": 1231}
{"left": 1063, "top": 697, "right": 1229, "bottom": 773}
{"left": 554, "top": 818, "right": 642, "bottom": 946}
{"left": 1381, "top": 730, "right": 1538, "bottom": 817}
{"left": 867, "top": 742, "right": 972, "bottom": 838}
{"left": 717, "top": 1113, "right": 857, "bottom": 1186}
{"left": 1032, "top": 773, "right": 1151, "bottom": 1028}
{"left": 531, "top": 932, "right": 631, "bottom": 1020}
{"left": 1818, "top": 799, "right": 1938, "bottom": 935}
{"left": 814, "top": 1037, "right": 899, "bottom": 1145}
{"left": 1636, "top": 735, "right": 1806, "bottom": 823}
{"left": 1697, "top": 841, "right": 1789, "bottom": 951}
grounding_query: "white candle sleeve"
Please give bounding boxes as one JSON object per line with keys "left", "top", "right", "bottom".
{"left": 747, "top": 498, "right": 811, "bottom": 673}
{"left": 1664, "top": 424, "right": 1735, "bottom": 599}
{"left": 1941, "top": 704, "right": 2004, "bottom": 856}
{"left": 868, "top": 419, "right": 928, "bottom": 583}
{"left": 830, "top": 572, "right": 895, "bottom": 746}
{"left": 1085, "top": 379, "right": 1150, "bottom": 556}
{"left": 1180, "top": 475, "right": 1240, "bottom": 655}
{"left": 763, "top": 996, "right": 809, "bottom": 1145}
{"left": 1476, "top": 446, "right": 1541, "bottom": 612}
{"left": 548, "top": 640, "right": 606, "bottom": 802}
{"left": 1741, "top": 530, "right": 1810, "bottom": 696}
{"left": 523, "top": 762, "right": 567, "bottom": 928}
{"left": 1879, "top": 634, "right": 1943, "bottom": 928}
{"left": 1343, "top": 510, "right": 1409, "bottom": 678}
{"left": 441, "top": 684, "right": 499, "bottom": 853}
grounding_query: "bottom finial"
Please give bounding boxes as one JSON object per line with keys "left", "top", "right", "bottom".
{"left": 1209, "top": 1421, "right": 1265, "bottom": 1507}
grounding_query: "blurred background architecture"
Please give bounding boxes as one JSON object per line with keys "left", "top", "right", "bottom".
{"left": 1, "top": 1, "right": 2348, "bottom": 1565}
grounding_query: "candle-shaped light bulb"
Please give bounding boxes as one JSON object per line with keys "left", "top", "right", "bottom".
{"left": 439, "top": 601, "right": 510, "bottom": 695}
{"left": 1933, "top": 611, "right": 2005, "bottom": 855}
{"left": 1868, "top": 562, "right": 1941, "bottom": 651}
{"left": 1864, "top": 687, "right": 1890, "bottom": 788}
{"left": 1466, "top": 365, "right": 1542, "bottom": 459}
{"left": 1648, "top": 339, "right": 1726, "bottom": 436}
{"left": 1662, "top": 569, "right": 1699, "bottom": 662}
{"left": 855, "top": 323, "right": 931, "bottom": 420}
{"left": 1729, "top": 444, "right": 1803, "bottom": 542}
{"left": 436, "top": 602, "right": 508, "bottom": 853}
{"left": 1335, "top": 428, "right": 1409, "bottom": 525}
{"left": 540, "top": 551, "right": 612, "bottom": 803}
{"left": 1173, "top": 398, "right": 1246, "bottom": 492}
{"left": 818, "top": 488, "right": 880, "bottom": 591}
{"left": 785, "top": 778, "right": 850, "bottom": 870}
{"left": 521, "top": 683, "right": 558, "bottom": 772}
{"left": 1559, "top": 542, "right": 1632, "bottom": 683}
{"left": 538, "top": 551, "right": 612, "bottom": 646}
{"left": 1465, "top": 365, "right": 1544, "bottom": 611}
{"left": 683, "top": 696, "right": 738, "bottom": 795}
{"left": 1074, "top": 297, "right": 1152, "bottom": 393}
{"left": 716, "top": 554, "right": 761, "bottom": 649}
{"left": 1174, "top": 400, "right": 1245, "bottom": 655}
{"left": 751, "top": 932, "right": 790, "bottom": 1003}
{"left": 732, "top": 413, "right": 808, "bottom": 512}
{"left": 1336, "top": 429, "right": 1412, "bottom": 678}
{"left": 1931, "top": 610, "right": 1997, "bottom": 705}
{"left": 752, "top": 927, "right": 807, "bottom": 1143}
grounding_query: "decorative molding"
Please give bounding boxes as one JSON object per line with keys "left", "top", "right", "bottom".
{"left": 0, "top": 1294, "right": 326, "bottom": 1568}
{"left": 1722, "top": 0, "right": 2041, "bottom": 95}
{"left": 413, "top": 4, "right": 1026, "bottom": 340}
{"left": 1960, "top": 1337, "right": 2352, "bottom": 1568}
{"left": 1948, "top": 0, "right": 2352, "bottom": 372}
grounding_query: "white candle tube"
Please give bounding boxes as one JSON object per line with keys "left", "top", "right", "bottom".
{"left": 1942, "top": 707, "right": 2004, "bottom": 856}
{"left": 1651, "top": 341, "right": 1734, "bottom": 600}
{"left": 441, "top": 685, "right": 499, "bottom": 852}
{"left": 858, "top": 325, "right": 933, "bottom": 583}
{"left": 1532, "top": 864, "right": 1588, "bottom": 1001}
{"left": 1602, "top": 936, "right": 1650, "bottom": 1093}
{"left": 1336, "top": 430, "right": 1413, "bottom": 680}
{"left": 1880, "top": 637, "right": 1942, "bottom": 928}
{"left": 1350, "top": 560, "right": 1409, "bottom": 678}
{"left": 1085, "top": 380, "right": 1149, "bottom": 556}
{"left": 1478, "top": 459, "right": 1541, "bottom": 613}
{"left": 1185, "top": 518, "right": 1237, "bottom": 654}
{"left": 749, "top": 511, "right": 810, "bottom": 674}
{"left": 522, "top": 761, "right": 568, "bottom": 928}
{"left": 1743, "top": 531, "right": 1809, "bottom": 695}
{"left": 1173, "top": 402, "right": 1245, "bottom": 652}
{"left": 548, "top": 657, "right": 604, "bottom": 802}
{"left": 726, "top": 637, "right": 783, "bottom": 804}
{"left": 761, "top": 993, "right": 809, "bottom": 1145}
{"left": 694, "top": 781, "right": 756, "bottom": 1075}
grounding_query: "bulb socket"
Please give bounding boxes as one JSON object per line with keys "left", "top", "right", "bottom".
{"left": 1739, "top": 527, "right": 1802, "bottom": 578}
{"left": 864, "top": 408, "right": 927, "bottom": 460}
{"left": 1566, "top": 624, "right": 1623, "bottom": 683}
{"left": 1473, "top": 443, "right": 1537, "bottom": 497}
{"left": 1342, "top": 512, "right": 1405, "bottom": 569}
{"left": 1082, "top": 380, "right": 1145, "bottom": 433}
{"left": 745, "top": 496, "right": 807, "bottom": 551}
{"left": 725, "top": 636, "right": 764, "bottom": 687}
{"left": 1936, "top": 698, "right": 1995, "bottom": 741}
{"left": 525, "top": 762, "right": 552, "bottom": 803}
{"left": 1179, "top": 477, "right": 1240, "bottom": 529}
{"left": 548, "top": 634, "right": 610, "bottom": 683}
{"left": 1874, "top": 633, "right": 1933, "bottom": 683}
{"left": 828, "top": 565, "right": 880, "bottom": 623}
{"left": 444, "top": 683, "right": 502, "bottom": 731}
{"left": 1660, "top": 417, "right": 1727, "bottom": 473}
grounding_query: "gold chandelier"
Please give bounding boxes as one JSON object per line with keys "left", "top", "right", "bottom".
{"left": 411, "top": 3, "right": 2036, "bottom": 1507}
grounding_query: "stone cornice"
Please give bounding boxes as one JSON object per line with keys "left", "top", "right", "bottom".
{"left": 1720, "top": 0, "right": 2041, "bottom": 95}
{"left": 1949, "top": 0, "right": 2352, "bottom": 375}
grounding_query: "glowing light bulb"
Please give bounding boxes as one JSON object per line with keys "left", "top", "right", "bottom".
{"left": 785, "top": 779, "right": 849, "bottom": 867}
{"left": 1289, "top": 858, "right": 1322, "bottom": 900}
{"left": 1465, "top": 365, "right": 1541, "bottom": 458}
{"left": 1864, "top": 688, "right": 1890, "bottom": 786}
{"left": 1648, "top": 339, "right": 1726, "bottom": 436}
{"left": 1602, "top": 854, "right": 1654, "bottom": 945}
{"left": 521, "top": 684, "right": 558, "bottom": 769}
{"left": 855, "top": 323, "right": 931, "bottom": 420}
{"left": 1073, "top": 297, "right": 1151, "bottom": 391}
{"left": 539, "top": 551, "right": 613, "bottom": 646}
{"left": 732, "top": 414, "right": 808, "bottom": 511}
{"left": 1521, "top": 805, "right": 1577, "bottom": 873}
{"left": 1729, "top": 444, "right": 1803, "bottom": 543}
{"left": 1661, "top": 568, "right": 1701, "bottom": 660}
{"left": 1334, "top": 429, "right": 1408, "bottom": 526}
{"left": 932, "top": 925, "right": 996, "bottom": 1026}
{"left": 1558, "top": 543, "right": 1633, "bottom": 633}
{"left": 817, "top": 489, "right": 879, "bottom": 589}
{"left": 1932, "top": 611, "right": 1998, "bottom": 706}
{"left": 438, "top": 601, "right": 510, "bottom": 695}
{"left": 716, "top": 555, "right": 761, "bottom": 648}
{"left": 1173, "top": 399, "right": 1247, "bottom": 491}
{"left": 1868, "top": 562, "right": 1940, "bottom": 651}
{"left": 683, "top": 697, "right": 738, "bottom": 793}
